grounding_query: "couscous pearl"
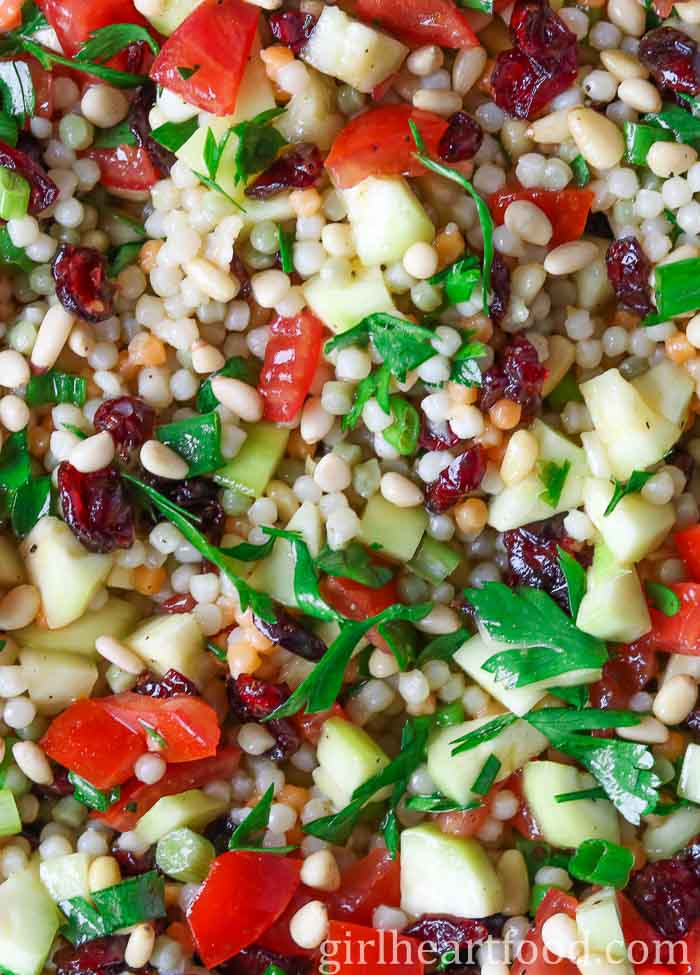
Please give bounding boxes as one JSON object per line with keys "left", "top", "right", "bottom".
{"left": 81, "top": 85, "right": 129, "bottom": 128}
{"left": 402, "top": 241, "right": 439, "bottom": 279}
{"left": 134, "top": 754, "right": 167, "bottom": 784}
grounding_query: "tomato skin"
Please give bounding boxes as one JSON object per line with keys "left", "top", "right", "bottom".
{"left": 39, "top": 0, "right": 148, "bottom": 56}
{"left": 355, "top": 0, "right": 477, "bottom": 49}
{"left": 259, "top": 311, "right": 325, "bottom": 423}
{"left": 325, "top": 920, "right": 424, "bottom": 975}
{"left": 489, "top": 186, "right": 594, "bottom": 248}
{"left": 42, "top": 699, "right": 145, "bottom": 789}
{"left": 187, "top": 851, "right": 301, "bottom": 967}
{"left": 320, "top": 576, "right": 401, "bottom": 620}
{"left": 617, "top": 893, "right": 675, "bottom": 970}
{"left": 0, "top": 0, "right": 24, "bottom": 32}
{"left": 85, "top": 146, "right": 162, "bottom": 192}
{"left": 325, "top": 106, "right": 448, "bottom": 189}
{"left": 513, "top": 889, "right": 579, "bottom": 975}
{"left": 95, "top": 747, "right": 241, "bottom": 831}
{"left": 327, "top": 849, "right": 401, "bottom": 926}
{"left": 150, "top": 0, "right": 259, "bottom": 116}
{"left": 295, "top": 702, "right": 346, "bottom": 745}
{"left": 102, "top": 692, "right": 220, "bottom": 763}
{"left": 675, "top": 525, "right": 700, "bottom": 581}
{"left": 636, "top": 583, "right": 700, "bottom": 655}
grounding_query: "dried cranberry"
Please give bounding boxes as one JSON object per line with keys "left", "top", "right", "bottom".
{"left": 58, "top": 463, "right": 134, "bottom": 553}
{"left": 590, "top": 643, "right": 658, "bottom": 711}
{"left": 54, "top": 936, "right": 127, "bottom": 975}
{"left": 489, "top": 253, "right": 511, "bottom": 326}
{"left": 267, "top": 717, "right": 302, "bottom": 762}
{"left": 627, "top": 844, "right": 700, "bottom": 939}
{"left": 93, "top": 396, "right": 156, "bottom": 461}
{"left": 36, "top": 763, "right": 72, "bottom": 798}
{"left": 222, "top": 945, "right": 312, "bottom": 975}
{"left": 129, "top": 81, "right": 176, "bottom": 176}
{"left": 159, "top": 593, "right": 198, "bottom": 614}
{"left": 111, "top": 844, "right": 155, "bottom": 877}
{"left": 585, "top": 210, "right": 613, "bottom": 239}
{"left": 253, "top": 605, "right": 327, "bottom": 661}
{"left": 134, "top": 668, "right": 199, "bottom": 698}
{"left": 138, "top": 471, "right": 224, "bottom": 544}
{"left": 268, "top": 10, "right": 317, "bottom": 53}
{"left": 438, "top": 112, "right": 483, "bottom": 163}
{"left": 227, "top": 674, "right": 300, "bottom": 761}
{"left": 419, "top": 415, "right": 462, "bottom": 452}
{"left": 0, "top": 139, "right": 58, "bottom": 213}
{"left": 503, "top": 517, "right": 590, "bottom": 612}
{"left": 52, "top": 245, "right": 115, "bottom": 323}
{"left": 510, "top": 0, "right": 576, "bottom": 56}
{"left": 403, "top": 915, "right": 489, "bottom": 960}
{"left": 605, "top": 236, "right": 653, "bottom": 316}
{"left": 231, "top": 249, "right": 252, "bottom": 300}
{"left": 666, "top": 446, "right": 694, "bottom": 484}
{"left": 245, "top": 143, "right": 323, "bottom": 199}
{"left": 425, "top": 446, "right": 486, "bottom": 514}
{"left": 639, "top": 27, "right": 700, "bottom": 96}
{"left": 204, "top": 813, "right": 233, "bottom": 854}
{"left": 479, "top": 334, "right": 547, "bottom": 420}
{"left": 686, "top": 708, "right": 700, "bottom": 734}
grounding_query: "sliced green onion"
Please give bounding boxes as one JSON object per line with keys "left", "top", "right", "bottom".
{"left": 405, "top": 793, "right": 481, "bottom": 813}
{"left": 471, "top": 754, "right": 501, "bottom": 795}
{"left": 645, "top": 580, "right": 681, "bottom": 617}
{"left": 25, "top": 370, "right": 87, "bottom": 407}
{"left": 383, "top": 397, "right": 419, "bottom": 456}
{"left": 277, "top": 224, "right": 294, "bottom": 274}
{"left": 151, "top": 117, "right": 198, "bottom": 153}
{"left": 0, "top": 167, "right": 30, "bottom": 220}
{"left": 68, "top": 771, "right": 120, "bottom": 812}
{"left": 156, "top": 411, "right": 225, "bottom": 477}
{"left": 570, "top": 154, "right": 590, "bottom": 187}
{"left": 555, "top": 786, "right": 607, "bottom": 803}
{"left": 435, "top": 701, "right": 465, "bottom": 727}
{"left": 457, "top": 0, "right": 493, "bottom": 11}
{"left": 156, "top": 827, "right": 215, "bottom": 883}
{"left": 0, "top": 430, "right": 30, "bottom": 491}
{"left": 409, "top": 535, "right": 460, "bottom": 585}
{"left": 568, "top": 838, "right": 634, "bottom": 888}
{"left": 0, "top": 225, "right": 34, "bottom": 272}
{"left": 623, "top": 121, "right": 672, "bottom": 165}
{"left": 652, "top": 256, "right": 700, "bottom": 320}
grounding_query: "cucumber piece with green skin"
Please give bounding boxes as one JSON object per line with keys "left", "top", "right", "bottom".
{"left": 39, "top": 853, "right": 91, "bottom": 902}
{"left": 343, "top": 176, "right": 435, "bottom": 268}
{"left": 408, "top": 535, "right": 460, "bottom": 585}
{"left": 632, "top": 360, "right": 694, "bottom": 427}
{"left": 156, "top": 827, "right": 215, "bottom": 883}
{"left": 427, "top": 716, "right": 548, "bottom": 804}
{"left": 19, "top": 649, "right": 98, "bottom": 715}
{"left": 488, "top": 420, "right": 591, "bottom": 532}
{"left": 214, "top": 422, "right": 290, "bottom": 498}
{"left": 312, "top": 717, "right": 390, "bottom": 809}
{"left": 303, "top": 265, "right": 399, "bottom": 334}
{"left": 575, "top": 543, "right": 651, "bottom": 643}
{"left": 678, "top": 743, "right": 700, "bottom": 804}
{"left": 21, "top": 517, "right": 114, "bottom": 629}
{"left": 125, "top": 613, "right": 204, "bottom": 684}
{"left": 0, "top": 867, "right": 61, "bottom": 975}
{"left": 523, "top": 760, "right": 620, "bottom": 848}
{"left": 643, "top": 804, "right": 700, "bottom": 861}
{"left": 15, "top": 597, "right": 140, "bottom": 656}
{"left": 0, "top": 788, "right": 20, "bottom": 836}
{"left": 249, "top": 501, "right": 323, "bottom": 607}
{"left": 583, "top": 477, "right": 675, "bottom": 565}
{"left": 576, "top": 888, "right": 629, "bottom": 964}
{"left": 359, "top": 494, "right": 428, "bottom": 563}
{"left": 580, "top": 368, "right": 681, "bottom": 481}
{"left": 400, "top": 823, "right": 504, "bottom": 918}
{"left": 135, "top": 790, "right": 229, "bottom": 846}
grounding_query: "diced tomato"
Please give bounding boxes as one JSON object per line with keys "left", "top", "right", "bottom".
{"left": 295, "top": 702, "right": 346, "bottom": 745}
{"left": 675, "top": 525, "right": 700, "bottom": 581}
{"left": 355, "top": 0, "right": 477, "bottom": 49}
{"left": 149, "top": 0, "right": 258, "bottom": 116}
{"left": 0, "top": 0, "right": 23, "bottom": 32}
{"left": 26, "top": 59, "right": 54, "bottom": 119}
{"left": 325, "top": 105, "right": 448, "bottom": 189}
{"left": 513, "top": 889, "right": 579, "bottom": 975}
{"left": 259, "top": 311, "right": 325, "bottom": 423}
{"left": 85, "top": 146, "right": 162, "bottom": 193}
{"left": 327, "top": 849, "right": 402, "bottom": 927}
{"left": 635, "top": 583, "right": 700, "bottom": 656}
{"left": 617, "top": 893, "right": 675, "bottom": 970}
{"left": 187, "top": 851, "right": 301, "bottom": 967}
{"left": 320, "top": 576, "right": 401, "bottom": 620}
{"left": 42, "top": 699, "right": 145, "bottom": 789}
{"left": 96, "top": 747, "right": 241, "bottom": 831}
{"left": 436, "top": 804, "right": 490, "bottom": 837}
{"left": 324, "top": 921, "right": 424, "bottom": 975}
{"left": 489, "top": 186, "right": 594, "bottom": 248}
{"left": 39, "top": 0, "right": 148, "bottom": 56}
{"left": 102, "top": 692, "right": 220, "bottom": 764}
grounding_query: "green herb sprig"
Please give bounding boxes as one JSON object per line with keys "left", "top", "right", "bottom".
{"left": 229, "top": 784, "right": 297, "bottom": 854}
{"left": 604, "top": 469, "right": 653, "bottom": 515}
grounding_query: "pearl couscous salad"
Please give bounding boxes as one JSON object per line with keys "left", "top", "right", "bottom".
{"left": 5, "top": 0, "right": 700, "bottom": 973}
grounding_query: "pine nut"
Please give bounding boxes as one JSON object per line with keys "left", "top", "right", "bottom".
{"left": 184, "top": 258, "right": 239, "bottom": 303}
{"left": 653, "top": 674, "right": 698, "bottom": 725}
{"left": 88, "top": 855, "right": 122, "bottom": 892}
{"left": 407, "top": 45, "right": 443, "bottom": 77}
{"left": 191, "top": 340, "right": 226, "bottom": 374}
{"left": 617, "top": 715, "right": 670, "bottom": 744}
{"left": 210, "top": 376, "right": 264, "bottom": 422}
{"left": 567, "top": 108, "right": 625, "bottom": 170}
{"left": 12, "top": 740, "right": 53, "bottom": 785}
{"left": 31, "top": 306, "right": 75, "bottom": 369}
{"left": 300, "top": 849, "right": 342, "bottom": 892}
{"left": 544, "top": 241, "right": 599, "bottom": 276}
{"left": 541, "top": 913, "right": 582, "bottom": 961}
{"left": 0, "top": 585, "right": 40, "bottom": 630}
{"left": 607, "top": 0, "right": 646, "bottom": 35}
{"left": 504, "top": 200, "right": 553, "bottom": 246}
{"left": 617, "top": 78, "right": 662, "bottom": 113}
{"left": 412, "top": 89, "right": 463, "bottom": 116}
{"left": 0, "top": 349, "right": 29, "bottom": 388}
{"left": 380, "top": 472, "right": 423, "bottom": 508}
{"left": 600, "top": 49, "right": 648, "bottom": 81}
{"left": 500, "top": 429, "right": 539, "bottom": 485}
{"left": 647, "top": 141, "right": 698, "bottom": 178}
{"left": 527, "top": 110, "right": 571, "bottom": 144}
{"left": 290, "top": 900, "right": 329, "bottom": 949}
{"left": 497, "top": 850, "right": 530, "bottom": 916}
{"left": 415, "top": 604, "right": 460, "bottom": 635}
{"left": 676, "top": 0, "right": 700, "bottom": 21}
{"left": 95, "top": 635, "right": 146, "bottom": 675}
{"left": 69, "top": 431, "right": 115, "bottom": 474}
{"left": 452, "top": 46, "right": 487, "bottom": 96}
{"left": 124, "top": 923, "right": 156, "bottom": 969}
{"left": 140, "top": 439, "right": 189, "bottom": 480}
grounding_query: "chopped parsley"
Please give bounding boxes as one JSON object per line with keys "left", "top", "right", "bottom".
{"left": 75, "top": 23, "right": 159, "bottom": 62}
{"left": 315, "top": 541, "right": 393, "bottom": 589}
{"left": 538, "top": 458, "right": 571, "bottom": 508}
{"left": 604, "top": 469, "right": 653, "bottom": 515}
{"left": 229, "top": 784, "right": 297, "bottom": 855}
{"left": 231, "top": 107, "right": 287, "bottom": 185}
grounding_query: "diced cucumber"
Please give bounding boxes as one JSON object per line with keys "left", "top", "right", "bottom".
{"left": 343, "top": 177, "right": 434, "bottom": 268}
{"left": 19, "top": 649, "right": 98, "bottom": 715}
{"left": 302, "top": 5, "right": 408, "bottom": 93}
{"left": 0, "top": 788, "right": 20, "bottom": 836}
{"left": 156, "top": 827, "right": 215, "bottom": 883}
{"left": 135, "top": 790, "right": 229, "bottom": 846}
{"left": 312, "top": 717, "right": 390, "bottom": 809}
{"left": 583, "top": 477, "right": 675, "bottom": 565}
{"left": 427, "top": 716, "right": 548, "bottom": 804}
{"left": 359, "top": 494, "right": 428, "bottom": 563}
{"left": 144, "top": 0, "right": 202, "bottom": 34}
{"left": 0, "top": 867, "right": 61, "bottom": 975}
{"left": 576, "top": 888, "right": 628, "bottom": 963}
{"left": 488, "top": 420, "right": 591, "bottom": 532}
{"left": 632, "top": 360, "right": 694, "bottom": 427}
{"left": 576, "top": 543, "right": 651, "bottom": 643}
{"left": 0, "top": 532, "right": 25, "bottom": 586}
{"left": 580, "top": 368, "right": 681, "bottom": 481}
{"left": 408, "top": 535, "right": 460, "bottom": 584}
{"left": 214, "top": 422, "right": 290, "bottom": 498}
{"left": 15, "top": 597, "right": 141, "bottom": 656}
{"left": 678, "top": 743, "right": 700, "bottom": 804}
{"left": 643, "top": 804, "right": 700, "bottom": 860}
{"left": 106, "top": 663, "right": 138, "bottom": 694}
{"left": 400, "top": 823, "right": 504, "bottom": 918}
{"left": 39, "top": 852, "right": 90, "bottom": 902}
{"left": 249, "top": 501, "right": 323, "bottom": 606}
{"left": 522, "top": 760, "right": 620, "bottom": 848}
{"left": 277, "top": 67, "right": 343, "bottom": 151}
{"left": 303, "top": 265, "right": 398, "bottom": 334}
{"left": 125, "top": 613, "right": 204, "bottom": 683}
{"left": 21, "top": 517, "right": 113, "bottom": 629}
